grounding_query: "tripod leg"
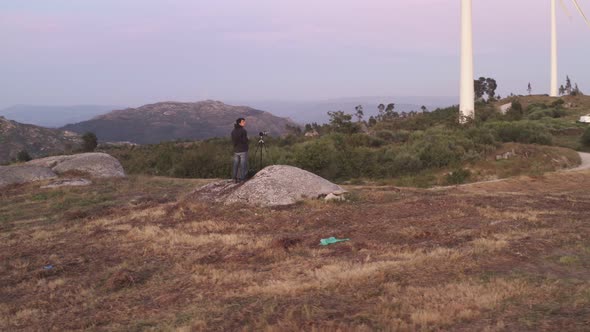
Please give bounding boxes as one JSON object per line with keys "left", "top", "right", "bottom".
{"left": 259, "top": 142, "right": 263, "bottom": 171}
{"left": 253, "top": 145, "right": 259, "bottom": 173}
{"left": 263, "top": 143, "right": 272, "bottom": 166}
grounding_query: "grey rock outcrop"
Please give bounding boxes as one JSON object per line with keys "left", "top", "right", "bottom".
{"left": 0, "top": 165, "right": 58, "bottom": 188}
{"left": 192, "top": 165, "right": 345, "bottom": 207}
{"left": 26, "top": 155, "right": 73, "bottom": 168}
{"left": 41, "top": 178, "right": 92, "bottom": 189}
{"left": 28, "top": 153, "right": 126, "bottom": 178}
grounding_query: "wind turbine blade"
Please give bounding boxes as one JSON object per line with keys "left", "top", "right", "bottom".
{"left": 571, "top": 0, "right": 590, "bottom": 28}
{"left": 559, "top": 0, "right": 573, "bottom": 20}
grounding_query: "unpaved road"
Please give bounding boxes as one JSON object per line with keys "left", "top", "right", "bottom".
{"left": 571, "top": 152, "right": 590, "bottom": 171}
{"left": 436, "top": 152, "right": 590, "bottom": 190}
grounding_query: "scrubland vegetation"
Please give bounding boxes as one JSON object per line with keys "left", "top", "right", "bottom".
{"left": 2, "top": 95, "right": 590, "bottom": 330}
{"left": 103, "top": 95, "right": 589, "bottom": 187}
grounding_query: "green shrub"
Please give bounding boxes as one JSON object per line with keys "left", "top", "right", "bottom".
{"left": 81, "top": 132, "right": 98, "bottom": 152}
{"left": 485, "top": 121, "right": 553, "bottom": 145}
{"left": 476, "top": 104, "right": 503, "bottom": 123}
{"left": 527, "top": 109, "right": 554, "bottom": 120}
{"left": 376, "top": 130, "right": 410, "bottom": 143}
{"left": 293, "top": 139, "right": 336, "bottom": 176}
{"left": 411, "top": 129, "right": 476, "bottom": 168}
{"left": 504, "top": 100, "right": 523, "bottom": 121}
{"left": 581, "top": 127, "right": 590, "bottom": 147}
{"left": 526, "top": 103, "right": 548, "bottom": 112}
{"left": 466, "top": 128, "right": 497, "bottom": 147}
{"left": 392, "top": 150, "right": 423, "bottom": 174}
{"left": 345, "top": 133, "right": 385, "bottom": 147}
{"left": 17, "top": 150, "right": 32, "bottom": 162}
{"left": 551, "top": 98, "right": 565, "bottom": 108}
{"left": 375, "top": 130, "right": 395, "bottom": 141}
{"left": 445, "top": 168, "right": 471, "bottom": 185}
{"left": 418, "top": 140, "right": 465, "bottom": 168}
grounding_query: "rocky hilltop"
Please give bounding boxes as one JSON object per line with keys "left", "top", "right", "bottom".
{"left": 0, "top": 116, "right": 82, "bottom": 164}
{"left": 61, "top": 100, "right": 298, "bottom": 144}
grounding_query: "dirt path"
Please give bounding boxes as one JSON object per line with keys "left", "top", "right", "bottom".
{"left": 570, "top": 152, "right": 590, "bottom": 171}
{"left": 433, "top": 152, "right": 590, "bottom": 190}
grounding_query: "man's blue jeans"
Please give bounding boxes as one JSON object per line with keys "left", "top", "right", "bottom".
{"left": 232, "top": 152, "right": 248, "bottom": 181}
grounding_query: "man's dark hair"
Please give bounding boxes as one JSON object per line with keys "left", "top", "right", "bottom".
{"left": 235, "top": 117, "right": 245, "bottom": 129}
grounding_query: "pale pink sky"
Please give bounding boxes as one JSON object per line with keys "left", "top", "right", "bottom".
{"left": 1, "top": 0, "right": 589, "bottom": 107}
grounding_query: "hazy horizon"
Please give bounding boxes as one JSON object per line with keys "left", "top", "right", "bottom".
{"left": 0, "top": 95, "right": 459, "bottom": 127}
{"left": 1, "top": 1, "right": 589, "bottom": 109}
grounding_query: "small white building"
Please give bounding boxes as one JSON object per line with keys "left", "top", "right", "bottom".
{"left": 579, "top": 114, "right": 590, "bottom": 123}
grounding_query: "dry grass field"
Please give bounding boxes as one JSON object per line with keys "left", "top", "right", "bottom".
{"left": 1, "top": 170, "right": 590, "bottom": 331}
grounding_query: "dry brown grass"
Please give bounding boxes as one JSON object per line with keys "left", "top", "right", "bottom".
{"left": 1, "top": 172, "right": 590, "bottom": 330}
{"left": 405, "top": 278, "right": 533, "bottom": 325}
{"left": 476, "top": 206, "right": 553, "bottom": 223}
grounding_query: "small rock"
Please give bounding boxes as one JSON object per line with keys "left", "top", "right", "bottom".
{"left": 331, "top": 190, "right": 348, "bottom": 196}
{"left": 325, "top": 193, "right": 346, "bottom": 202}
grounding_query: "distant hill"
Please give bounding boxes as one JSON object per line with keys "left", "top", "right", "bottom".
{"left": 0, "top": 116, "right": 82, "bottom": 164}
{"left": 61, "top": 100, "right": 298, "bottom": 144}
{"left": 0, "top": 105, "right": 120, "bottom": 128}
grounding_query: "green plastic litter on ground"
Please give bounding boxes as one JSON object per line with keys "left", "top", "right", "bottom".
{"left": 319, "top": 237, "right": 350, "bottom": 246}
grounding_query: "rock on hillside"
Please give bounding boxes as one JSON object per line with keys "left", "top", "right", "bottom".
{"left": 0, "top": 165, "right": 58, "bottom": 188}
{"left": 191, "top": 165, "right": 345, "bottom": 207}
{"left": 0, "top": 116, "right": 82, "bottom": 165}
{"left": 0, "top": 153, "right": 125, "bottom": 188}
{"left": 27, "top": 153, "right": 126, "bottom": 178}
{"left": 61, "top": 100, "right": 299, "bottom": 144}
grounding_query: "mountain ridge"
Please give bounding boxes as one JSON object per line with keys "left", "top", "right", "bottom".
{"left": 61, "top": 100, "right": 297, "bottom": 144}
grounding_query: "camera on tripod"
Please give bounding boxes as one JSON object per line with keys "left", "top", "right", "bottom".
{"left": 253, "top": 130, "right": 272, "bottom": 173}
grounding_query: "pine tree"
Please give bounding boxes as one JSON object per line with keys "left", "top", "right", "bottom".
{"left": 527, "top": 82, "right": 532, "bottom": 95}
{"left": 474, "top": 77, "right": 486, "bottom": 100}
{"left": 485, "top": 78, "right": 497, "bottom": 100}
{"left": 565, "top": 76, "right": 572, "bottom": 95}
{"left": 572, "top": 83, "right": 583, "bottom": 96}
{"left": 354, "top": 105, "right": 364, "bottom": 122}
{"left": 82, "top": 132, "right": 98, "bottom": 152}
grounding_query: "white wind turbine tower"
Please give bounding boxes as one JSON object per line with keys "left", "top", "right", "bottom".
{"left": 550, "top": 0, "right": 590, "bottom": 97}
{"left": 459, "top": 0, "right": 474, "bottom": 123}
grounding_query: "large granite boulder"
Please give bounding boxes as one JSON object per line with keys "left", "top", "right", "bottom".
{"left": 0, "top": 165, "right": 58, "bottom": 188}
{"left": 191, "top": 165, "right": 345, "bottom": 207}
{"left": 26, "top": 155, "right": 74, "bottom": 168}
{"left": 27, "top": 153, "right": 126, "bottom": 178}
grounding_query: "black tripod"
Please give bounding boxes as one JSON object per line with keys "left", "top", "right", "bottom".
{"left": 252, "top": 133, "right": 270, "bottom": 173}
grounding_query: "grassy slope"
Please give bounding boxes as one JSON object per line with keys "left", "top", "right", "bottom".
{"left": 1, "top": 172, "right": 590, "bottom": 331}
{"left": 367, "top": 143, "right": 582, "bottom": 188}
{"left": 495, "top": 94, "right": 590, "bottom": 119}
{"left": 494, "top": 95, "right": 590, "bottom": 151}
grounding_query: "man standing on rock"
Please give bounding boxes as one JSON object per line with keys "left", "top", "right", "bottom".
{"left": 231, "top": 118, "right": 249, "bottom": 183}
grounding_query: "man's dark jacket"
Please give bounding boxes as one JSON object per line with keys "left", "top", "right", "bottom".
{"left": 231, "top": 126, "right": 249, "bottom": 153}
